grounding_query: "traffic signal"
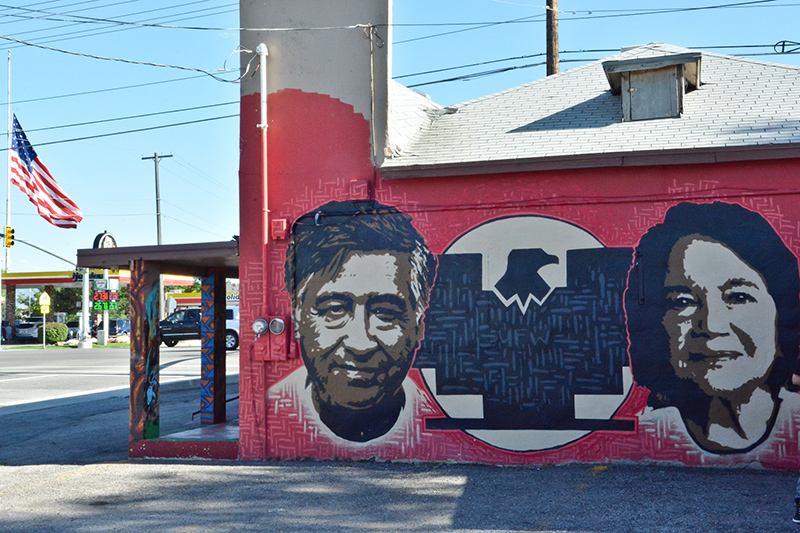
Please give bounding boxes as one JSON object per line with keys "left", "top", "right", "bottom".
{"left": 3, "top": 226, "right": 13, "bottom": 248}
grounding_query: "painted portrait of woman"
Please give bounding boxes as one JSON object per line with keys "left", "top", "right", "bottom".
{"left": 626, "top": 201, "right": 800, "bottom": 454}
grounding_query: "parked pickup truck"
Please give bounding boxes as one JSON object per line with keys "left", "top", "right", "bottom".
{"left": 159, "top": 307, "right": 240, "bottom": 350}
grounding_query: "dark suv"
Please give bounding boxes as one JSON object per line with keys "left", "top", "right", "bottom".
{"left": 159, "top": 307, "right": 239, "bottom": 349}
{"left": 160, "top": 308, "right": 201, "bottom": 347}
{"left": 94, "top": 318, "right": 131, "bottom": 337}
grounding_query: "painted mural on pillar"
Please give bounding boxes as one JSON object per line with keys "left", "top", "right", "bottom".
{"left": 626, "top": 201, "right": 800, "bottom": 454}
{"left": 281, "top": 199, "right": 436, "bottom": 443}
{"left": 129, "top": 260, "right": 162, "bottom": 442}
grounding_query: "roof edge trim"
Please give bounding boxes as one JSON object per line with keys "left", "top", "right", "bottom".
{"left": 380, "top": 144, "right": 800, "bottom": 179}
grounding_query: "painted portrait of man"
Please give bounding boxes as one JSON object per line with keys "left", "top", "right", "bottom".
{"left": 283, "top": 199, "right": 436, "bottom": 442}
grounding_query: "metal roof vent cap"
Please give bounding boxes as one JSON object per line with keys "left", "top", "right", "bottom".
{"left": 603, "top": 52, "right": 702, "bottom": 122}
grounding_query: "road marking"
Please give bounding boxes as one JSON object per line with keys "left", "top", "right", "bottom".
{"left": 0, "top": 374, "right": 58, "bottom": 383}
{"left": 0, "top": 370, "right": 198, "bottom": 377}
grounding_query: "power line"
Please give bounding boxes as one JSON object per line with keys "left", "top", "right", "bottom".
{"left": 160, "top": 165, "right": 238, "bottom": 202}
{"left": 0, "top": 42, "right": 786, "bottom": 106}
{"left": 162, "top": 213, "right": 233, "bottom": 240}
{"left": 548, "top": 0, "right": 784, "bottom": 22}
{"left": 0, "top": 0, "right": 141, "bottom": 30}
{"left": 394, "top": 50, "right": 625, "bottom": 80}
{"left": 2, "top": 3, "right": 239, "bottom": 48}
{"left": 407, "top": 61, "right": 548, "bottom": 88}
{"left": 0, "top": 101, "right": 237, "bottom": 136}
{"left": 0, "top": 43, "right": 788, "bottom": 128}
{"left": 58, "top": 209, "right": 234, "bottom": 240}
{"left": 0, "top": 3, "right": 353, "bottom": 32}
{"left": 0, "top": 113, "right": 238, "bottom": 152}
{"left": 395, "top": 14, "right": 545, "bottom": 45}
{"left": 0, "top": 45, "right": 783, "bottom": 141}
{"left": 0, "top": 1, "right": 225, "bottom": 35}
{"left": 393, "top": 0, "right": 787, "bottom": 45}
{"left": 555, "top": 0, "right": 800, "bottom": 17}
{"left": 0, "top": 2, "right": 237, "bottom": 58}
{"left": 0, "top": 0, "right": 792, "bottom": 43}
{"left": 0, "top": 33, "right": 241, "bottom": 82}
{"left": 3, "top": 73, "right": 207, "bottom": 105}
{"left": 401, "top": 42, "right": 799, "bottom": 87}
{"left": 172, "top": 155, "right": 237, "bottom": 194}
{"left": 162, "top": 199, "right": 236, "bottom": 228}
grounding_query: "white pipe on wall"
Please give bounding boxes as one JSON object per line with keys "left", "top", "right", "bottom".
{"left": 256, "top": 44, "right": 268, "bottom": 129}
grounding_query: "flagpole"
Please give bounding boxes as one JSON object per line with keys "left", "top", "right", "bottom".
{"left": 5, "top": 50, "right": 9, "bottom": 269}
{"left": 1, "top": 50, "right": 7, "bottom": 349}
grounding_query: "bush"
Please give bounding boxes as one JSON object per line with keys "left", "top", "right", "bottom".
{"left": 38, "top": 322, "right": 69, "bottom": 344}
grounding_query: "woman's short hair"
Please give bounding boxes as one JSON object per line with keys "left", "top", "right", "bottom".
{"left": 626, "top": 201, "right": 800, "bottom": 407}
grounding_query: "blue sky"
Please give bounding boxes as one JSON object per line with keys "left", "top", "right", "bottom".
{"left": 2, "top": 0, "right": 799, "bottom": 273}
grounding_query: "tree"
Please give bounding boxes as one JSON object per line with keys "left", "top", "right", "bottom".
{"left": 166, "top": 278, "right": 202, "bottom": 294}
{"left": 110, "top": 286, "right": 129, "bottom": 319}
{"left": 17, "top": 289, "right": 42, "bottom": 318}
{"left": 52, "top": 287, "right": 82, "bottom": 320}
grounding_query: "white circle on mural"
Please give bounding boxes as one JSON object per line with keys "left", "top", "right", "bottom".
{"left": 420, "top": 215, "right": 633, "bottom": 452}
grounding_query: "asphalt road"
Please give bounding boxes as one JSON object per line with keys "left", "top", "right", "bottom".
{"left": 0, "top": 343, "right": 239, "bottom": 413}
{"left": 2, "top": 347, "right": 800, "bottom": 532}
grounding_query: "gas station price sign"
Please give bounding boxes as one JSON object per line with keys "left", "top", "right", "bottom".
{"left": 93, "top": 278, "right": 120, "bottom": 310}
{"left": 92, "top": 290, "right": 119, "bottom": 310}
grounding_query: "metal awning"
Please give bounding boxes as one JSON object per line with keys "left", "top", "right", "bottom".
{"left": 76, "top": 240, "right": 240, "bottom": 279}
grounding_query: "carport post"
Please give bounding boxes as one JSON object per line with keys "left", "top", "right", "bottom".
{"left": 129, "top": 259, "right": 162, "bottom": 442}
{"left": 200, "top": 268, "right": 227, "bottom": 424}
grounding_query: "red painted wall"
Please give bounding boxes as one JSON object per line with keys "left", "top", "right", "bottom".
{"left": 239, "top": 89, "right": 800, "bottom": 468}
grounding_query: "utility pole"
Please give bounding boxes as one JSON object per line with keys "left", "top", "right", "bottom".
{"left": 142, "top": 153, "right": 172, "bottom": 246}
{"left": 546, "top": 0, "right": 559, "bottom": 76}
{"left": 142, "top": 152, "right": 172, "bottom": 319}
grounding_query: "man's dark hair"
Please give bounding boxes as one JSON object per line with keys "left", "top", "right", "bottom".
{"left": 284, "top": 199, "right": 436, "bottom": 321}
{"left": 626, "top": 201, "right": 800, "bottom": 411}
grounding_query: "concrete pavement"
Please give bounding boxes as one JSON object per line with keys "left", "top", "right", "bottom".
{"left": 2, "top": 360, "right": 800, "bottom": 531}
{"left": 2, "top": 456, "right": 799, "bottom": 532}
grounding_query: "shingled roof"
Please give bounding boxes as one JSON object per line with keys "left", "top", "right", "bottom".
{"left": 381, "top": 43, "right": 800, "bottom": 179}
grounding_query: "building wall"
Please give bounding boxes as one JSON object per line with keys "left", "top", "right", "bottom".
{"left": 238, "top": 0, "right": 390, "bottom": 459}
{"left": 238, "top": 1, "right": 800, "bottom": 468}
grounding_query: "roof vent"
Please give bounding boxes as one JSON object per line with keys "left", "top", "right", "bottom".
{"left": 602, "top": 52, "right": 701, "bottom": 121}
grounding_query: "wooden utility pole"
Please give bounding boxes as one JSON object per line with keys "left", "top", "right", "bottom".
{"left": 546, "top": 0, "right": 559, "bottom": 76}
{"left": 142, "top": 152, "right": 172, "bottom": 320}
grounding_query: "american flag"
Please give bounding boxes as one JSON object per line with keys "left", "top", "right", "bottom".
{"left": 10, "top": 114, "right": 82, "bottom": 229}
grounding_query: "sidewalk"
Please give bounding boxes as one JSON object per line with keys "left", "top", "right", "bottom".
{"left": 2, "top": 381, "right": 799, "bottom": 532}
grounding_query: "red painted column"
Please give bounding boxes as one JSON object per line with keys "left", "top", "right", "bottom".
{"left": 238, "top": 94, "right": 268, "bottom": 459}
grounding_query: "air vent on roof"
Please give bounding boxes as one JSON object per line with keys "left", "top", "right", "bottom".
{"left": 602, "top": 52, "right": 701, "bottom": 121}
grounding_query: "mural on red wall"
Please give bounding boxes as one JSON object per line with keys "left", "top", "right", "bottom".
{"left": 272, "top": 198, "right": 800, "bottom": 462}
{"left": 253, "top": 89, "right": 800, "bottom": 468}
{"left": 626, "top": 201, "right": 799, "bottom": 454}
{"left": 280, "top": 199, "right": 436, "bottom": 443}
